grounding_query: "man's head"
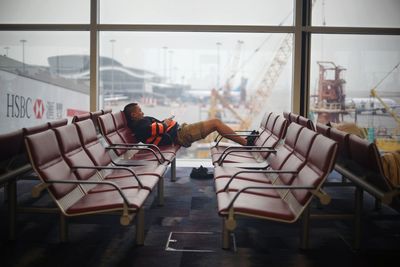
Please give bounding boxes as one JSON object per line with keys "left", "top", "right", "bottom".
{"left": 123, "top": 103, "right": 144, "bottom": 121}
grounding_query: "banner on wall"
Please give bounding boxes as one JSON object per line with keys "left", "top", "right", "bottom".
{"left": 0, "top": 70, "right": 89, "bottom": 134}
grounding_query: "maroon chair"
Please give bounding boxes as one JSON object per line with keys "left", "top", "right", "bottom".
{"left": 214, "top": 123, "right": 303, "bottom": 181}
{"left": 329, "top": 127, "right": 350, "bottom": 162}
{"left": 72, "top": 112, "right": 91, "bottom": 123}
{"left": 112, "top": 111, "right": 137, "bottom": 144}
{"left": 48, "top": 118, "right": 68, "bottom": 129}
{"left": 316, "top": 123, "right": 331, "bottom": 137}
{"left": 217, "top": 133, "right": 338, "bottom": 249}
{"left": 298, "top": 116, "right": 315, "bottom": 131}
{"left": 24, "top": 129, "right": 150, "bottom": 244}
{"left": 289, "top": 113, "right": 300, "bottom": 124}
{"left": 98, "top": 113, "right": 174, "bottom": 163}
{"left": 22, "top": 123, "right": 50, "bottom": 136}
{"left": 90, "top": 110, "right": 104, "bottom": 134}
{"left": 213, "top": 116, "right": 287, "bottom": 167}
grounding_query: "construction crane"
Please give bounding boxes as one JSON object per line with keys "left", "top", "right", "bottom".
{"left": 370, "top": 62, "right": 400, "bottom": 147}
{"left": 209, "top": 0, "right": 318, "bottom": 130}
{"left": 222, "top": 40, "right": 244, "bottom": 100}
{"left": 208, "top": 33, "right": 293, "bottom": 130}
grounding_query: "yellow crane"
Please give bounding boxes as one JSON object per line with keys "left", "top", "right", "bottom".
{"left": 369, "top": 61, "right": 400, "bottom": 151}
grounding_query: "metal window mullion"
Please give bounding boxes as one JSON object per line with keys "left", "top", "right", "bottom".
{"left": 90, "top": 0, "right": 99, "bottom": 112}
{"left": 96, "top": 24, "right": 295, "bottom": 33}
{"left": 0, "top": 24, "right": 90, "bottom": 31}
{"left": 303, "top": 26, "right": 400, "bottom": 35}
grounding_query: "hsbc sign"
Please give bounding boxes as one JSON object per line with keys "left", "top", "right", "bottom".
{"left": 0, "top": 70, "right": 89, "bottom": 134}
{"left": 6, "top": 93, "right": 62, "bottom": 121}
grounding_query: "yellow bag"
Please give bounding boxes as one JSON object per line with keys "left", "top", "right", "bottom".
{"left": 381, "top": 151, "right": 400, "bottom": 187}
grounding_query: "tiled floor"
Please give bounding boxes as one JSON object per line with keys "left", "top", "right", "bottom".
{"left": 1, "top": 166, "right": 400, "bottom": 267}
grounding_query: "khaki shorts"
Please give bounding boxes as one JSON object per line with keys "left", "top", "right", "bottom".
{"left": 176, "top": 122, "right": 206, "bottom": 147}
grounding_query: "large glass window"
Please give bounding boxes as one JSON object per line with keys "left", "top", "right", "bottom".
{"left": 312, "top": 0, "right": 400, "bottom": 28}
{"left": 0, "top": 0, "right": 90, "bottom": 24}
{"left": 100, "top": 0, "right": 294, "bottom": 25}
{"left": 0, "top": 31, "right": 90, "bottom": 134}
{"left": 100, "top": 32, "right": 293, "bottom": 158}
{"left": 309, "top": 34, "right": 400, "bottom": 151}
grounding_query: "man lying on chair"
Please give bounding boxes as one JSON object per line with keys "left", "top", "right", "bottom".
{"left": 123, "top": 103, "right": 256, "bottom": 148}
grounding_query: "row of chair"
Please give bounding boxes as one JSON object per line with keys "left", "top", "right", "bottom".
{"left": 0, "top": 118, "right": 69, "bottom": 240}
{"left": 316, "top": 122, "right": 399, "bottom": 208}
{"left": 25, "top": 117, "right": 170, "bottom": 244}
{"left": 1, "top": 108, "right": 180, "bottom": 244}
{"left": 283, "top": 111, "right": 315, "bottom": 131}
{"left": 209, "top": 112, "right": 337, "bottom": 249}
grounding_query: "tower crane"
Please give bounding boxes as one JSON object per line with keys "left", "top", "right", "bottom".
{"left": 209, "top": 0, "right": 318, "bottom": 130}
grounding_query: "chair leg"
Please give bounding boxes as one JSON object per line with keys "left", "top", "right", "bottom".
{"left": 300, "top": 205, "right": 311, "bottom": 250}
{"left": 6, "top": 180, "right": 17, "bottom": 241}
{"left": 222, "top": 218, "right": 230, "bottom": 250}
{"left": 157, "top": 177, "right": 164, "bottom": 206}
{"left": 374, "top": 197, "right": 382, "bottom": 211}
{"left": 136, "top": 208, "right": 145, "bottom": 246}
{"left": 59, "top": 213, "right": 68, "bottom": 242}
{"left": 354, "top": 187, "right": 363, "bottom": 250}
{"left": 170, "top": 158, "right": 176, "bottom": 182}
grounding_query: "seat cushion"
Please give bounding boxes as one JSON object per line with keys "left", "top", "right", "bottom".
{"left": 67, "top": 188, "right": 149, "bottom": 214}
{"left": 217, "top": 191, "right": 295, "bottom": 222}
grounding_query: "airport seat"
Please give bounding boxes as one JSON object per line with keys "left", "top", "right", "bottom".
{"left": 289, "top": 113, "right": 300, "bottom": 124}
{"left": 24, "top": 129, "right": 150, "bottom": 245}
{"left": 98, "top": 113, "right": 175, "bottom": 163}
{"left": 48, "top": 118, "right": 68, "bottom": 129}
{"left": 298, "top": 115, "right": 315, "bottom": 131}
{"left": 90, "top": 110, "right": 104, "bottom": 134}
{"left": 214, "top": 126, "right": 317, "bottom": 196}
{"left": 54, "top": 124, "right": 160, "bottom": 194}
{"left": 105, "top": 111, "right": 180, "bottom": 181}
{"left": 316, "top": 122, "right": 331, "bottom": 137}
{"left": 74, "top": 119, "right": 167, "bottom": 204}
{"left": 213, "top": 123, "right": 302, "bottom": 184}
{"left": 210, "top": 112, "right": 273, "bottom": 160}
{"left": 216, "top": 132, "right": 337, "bottom": 249}
{"left": 213, "top": 115, "right": 288, "bottom": 168}
{"left": 72, "top": 112, "right": 91, "bottom": 123}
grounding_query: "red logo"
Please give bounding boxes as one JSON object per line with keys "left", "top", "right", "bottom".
{"left": 33, "top": 99, "right": 45, "bottom": 119}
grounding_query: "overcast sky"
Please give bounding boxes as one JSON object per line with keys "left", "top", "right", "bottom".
{"left": 0, "top": 0, "right": 399, "bottom": 94}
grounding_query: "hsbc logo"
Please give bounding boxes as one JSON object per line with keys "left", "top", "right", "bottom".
{"left": 33, "top": 99, "right": 45, "bottom": 119}
{"left": 5, "top": 93, "right": 64, "bottom": 120}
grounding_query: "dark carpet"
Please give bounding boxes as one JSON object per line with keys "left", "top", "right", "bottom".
{"left": 0, "top": 167, "right": 399, "bottom": 267}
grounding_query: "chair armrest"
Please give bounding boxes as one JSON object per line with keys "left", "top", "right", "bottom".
{"left": 227, "top": 184, "right": 315, "bottom": 210}
{"left": 213, "top": 132, "right": 260, "bottom": 146}
{"left": 44, "top": 179, "right": 132, "bottom": 207}
{"left": 217, "top": 148, "right": 276, "bottom": 166}
{"left": 72, "top": 165, "right": 143, "bottom": 188}
{"left": 106, "top": 145, "right": 164, "bottom": 164}
{"left": 223, "top": 169, "right": 298, "bottom": 191}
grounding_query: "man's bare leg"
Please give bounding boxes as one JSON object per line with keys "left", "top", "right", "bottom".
{"left": 202, "top": 118, "right": 247, "bottom": 145}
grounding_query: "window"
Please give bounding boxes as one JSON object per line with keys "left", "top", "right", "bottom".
{"left": 99, "top": 32, "right": 293, "bottom": 158}
{"left": 100, "top": 0, "right": 294, "bottom": 25}
{"left": 0, "top": 0, "right": 90, "bottom": 24}
{"left": 310, "top": 34, "right": 400, "bottom": 150}
{"left": 312, "top": 0, "right": 400, "bottom": 28}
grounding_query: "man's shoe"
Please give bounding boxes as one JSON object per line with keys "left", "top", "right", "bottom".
{"left": 190, "top": 165, "right": 212, "bottom": 179}
{"left": 245, "top": 130, "right": 259, "bottom": 146}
